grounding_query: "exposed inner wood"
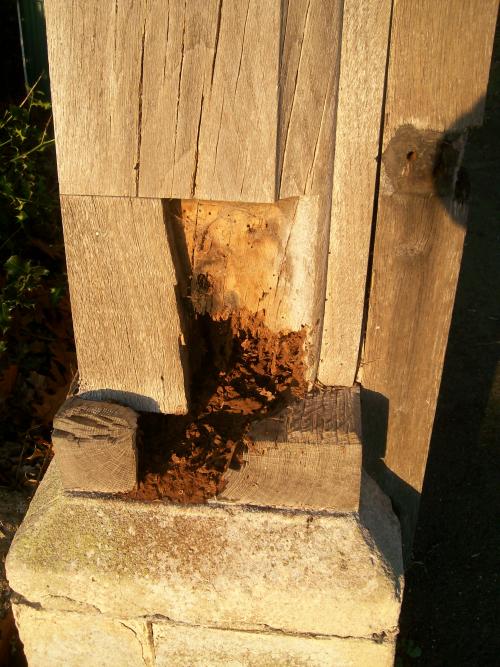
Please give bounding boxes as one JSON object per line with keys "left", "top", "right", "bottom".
{"left": 218, "top": 386, "right": 362, "bottom": 512}
{"left": 166, "top": 197, "right": 326, "bottom": 381}
{"left": 52, "top": 398, "right": 138, "bottom": 493}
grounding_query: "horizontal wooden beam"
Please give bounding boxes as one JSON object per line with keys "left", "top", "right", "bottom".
{"left": 218, "top": 386, "right": 362, "bottom": 511}
{"left": 52, "top": 398, "right": 138, "bottom": 493}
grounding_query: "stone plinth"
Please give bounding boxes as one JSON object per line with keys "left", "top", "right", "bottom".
{"left": 7, "top": 462, "right": 403, "bottom": 666}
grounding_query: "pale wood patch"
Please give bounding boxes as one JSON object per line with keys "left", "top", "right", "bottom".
{"left": 319, "top": 0, "right": 392, "bottom": 386}
{"left": 217, "top": 387, "right": 362, "bottom": 512}
{"left": 61, "top": 195, "right": 188, "bottom": 414}
{"left": 52, "top": 398, "right": 138, "bottom": 493}
{"left": 169, "top": 197, "right": 325, "bottom": 381}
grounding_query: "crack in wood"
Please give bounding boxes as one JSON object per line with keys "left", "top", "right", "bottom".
{"left": 210, "top": 0, "right": 223, "bottom": 88}
{"left": 171, "top": 0, "right": 187, "bottom": 193}
{"left": 191, "top": 94, "right": 204, "bottom": 197}
{"left": 135, "top": 19, "right": 146, "bottom": 197}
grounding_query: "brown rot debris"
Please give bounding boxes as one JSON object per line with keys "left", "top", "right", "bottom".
{"left": 127, "top": 311, "right": 308, "bottom": 504}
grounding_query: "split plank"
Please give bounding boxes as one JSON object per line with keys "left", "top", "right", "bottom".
{"left": 319, "top": 0, "right": 392, "bottom": 386}
{"left": 278, "top": 0, "right": 343, "bottom": 201}
{"left": 52, "top": 398, "right": 138, "bottom": 493}
{"left": 217, "top": 387, "right": 362, "bottom": 511}
{"left": 360, "top": 0, "right": 498, "bottom": 543}
{"left": 44, "top": 0, "right": 280, "bottom": 201}
{"left": 61, "top": 195, "right": 188, "bottom": 414}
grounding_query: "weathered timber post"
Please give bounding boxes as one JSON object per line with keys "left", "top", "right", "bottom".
{"left": 7, "top": 0, "right": 498, "bottom": 664}
{"left": 359, "top": 0, "right": 499, "bottom": 552}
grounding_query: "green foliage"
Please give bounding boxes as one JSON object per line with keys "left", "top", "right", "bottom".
{"left": 0, "top": 81, "right": 65, "bottom": 368}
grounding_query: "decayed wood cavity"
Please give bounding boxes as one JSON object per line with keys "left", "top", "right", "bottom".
{"left": 129, "top": 313, "right": 308, "bottom": 504}
{"left": 52, "top": 398, "right": 138, "bottom": 493}
{"left": 217, "top": 386, "right": 362, "bottom": 511}
{"left": 166, "top": 197, "right": 326, "bottom": 381}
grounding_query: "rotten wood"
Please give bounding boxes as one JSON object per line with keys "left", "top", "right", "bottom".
{"left": 217, "top": 386, "right": 362, "bottom": 512}
{"left": 61, "top": 195, "right": 189, "bottom": 414}
{"left": 167, "top": 197, "right": 327, "bottom": 382}
{"left": 52, "top": 398, "right": 138, "bottom": 493}
{"left": 319, "top": 0, "right": 392, "bottom": 387}
{"left": 360, "top": 0, "right": 498, "bottom": 544}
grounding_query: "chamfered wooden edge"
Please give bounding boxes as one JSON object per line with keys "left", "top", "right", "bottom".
{"left": 52, "top": 397, "right": 138, "bottom": 494}
{"left": 216, "top": 386, "right": 362, "bottom": 512}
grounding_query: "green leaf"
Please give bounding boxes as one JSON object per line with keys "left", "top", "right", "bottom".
{"left": 0, "top": 301, "right": 13, "bottom": 330}
{"left": 4, "top": 255, "right": 24, "bottom": 278}
{"left": 49, "top": 286, "right": 64, "bottom": 306}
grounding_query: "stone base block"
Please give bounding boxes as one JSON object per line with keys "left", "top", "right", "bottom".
{"left": 13, "top": 605, "right": 396, "bottom": 667}
{"left": 7, "top": 462, "right": 403, "bottom": 666}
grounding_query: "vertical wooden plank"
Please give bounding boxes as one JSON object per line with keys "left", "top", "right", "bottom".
{"left": 360, "top": 0, "right": 498, "bottom": 544}
{"left": 61, "top": 196, "right": 188, "bottom": 415}
{"left": 44, "top": 0, "right": 146, "bottom": 196}
{"left": 278, "top": 0, "right": 343, "bottom": 201}
{"left": 278, "top": 0, "right": 343, "bottom": 380}
{"left": 318, "top": 0, "right": 392, "bottom": 387}
{"left": 140, "top": 0, "right": 281, "bottom": 202}
{"left": 45, "top": 0, "right": 282, "bottom": 202}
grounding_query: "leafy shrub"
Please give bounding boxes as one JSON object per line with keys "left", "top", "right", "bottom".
{"left": 0, "top": 82, "right": 64, "bottom": 355}
{"left": 0, "top": 82, "right": 75, "bottom": 487}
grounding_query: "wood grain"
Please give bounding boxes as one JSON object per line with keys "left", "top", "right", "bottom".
{"left": 319, "top": 0, "right": 392, "bottom": 387}
{"left": 140, "top": 0, "right": 281, "bottom": 201}
{"left": 61, "top": 195, "right": 188, "bottom": 414}
{"left": 44, "top": 0, "right": 147, "bottom": 197}
{"left": 52, "top": 398, "right": 138, "bottom": 493}
{"left": 278, "top": 0, "right": 343, "bottom": 200}
{"left": 45, "top": 0, "right": 342, "bottom": 205}
{"left": 360, "top": 0, "right": 498, "bottom": 541}
{"left": 217, "top": 386, "right": 362, "bottom": 511}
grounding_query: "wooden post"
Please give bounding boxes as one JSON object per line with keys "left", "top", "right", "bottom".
{"left": 60, "top": 195, "right": 189, "bottom": 414}
{"left": 359, "top": 0, "right": 498, "bottom": 547}
{"left": 52, "top": 398, "right": 138, "bottom": 493}
{"left": 44, "top": 0, "right": 344, "bottom": 403}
